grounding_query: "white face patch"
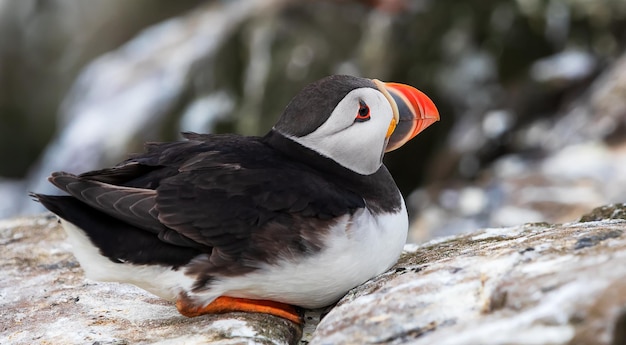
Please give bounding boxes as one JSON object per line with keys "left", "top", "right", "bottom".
{"left": 286, "top": 87, "right": 394, "bottom": 175}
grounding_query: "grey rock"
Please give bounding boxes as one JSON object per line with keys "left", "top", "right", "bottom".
{"left": 3, "top": 206, "right": 626, "bottom": 344}
{"left": 313, "top": 215, "right": 626, "bottom": 344}
{"left": 0, "top": 215, "right": 301, "bottom": 345}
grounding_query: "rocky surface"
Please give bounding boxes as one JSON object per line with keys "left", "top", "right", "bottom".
{"left": 314, "top": 213, "right": 626, "bottom": 344}
{"left": 2, "top": 205, "right": 625, "bottom": 345}
{"left": 0, "top": 215, "right": 301, "bottom": 345}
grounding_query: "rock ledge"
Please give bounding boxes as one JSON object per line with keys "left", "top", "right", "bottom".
{"left": 2, "top": 206, "right": 625, "bottom": 345}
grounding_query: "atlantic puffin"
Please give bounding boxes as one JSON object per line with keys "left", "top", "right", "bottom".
{"left": 32, "top": 75, "right": 439, "bottom": 324}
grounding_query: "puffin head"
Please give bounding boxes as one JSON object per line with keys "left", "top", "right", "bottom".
{"left": 273, "top": 75, "right": 439, "bottom": 175}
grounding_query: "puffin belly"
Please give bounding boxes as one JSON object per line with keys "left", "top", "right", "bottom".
{"left": 196, "top": 203, "right": 408, "bottom": 309}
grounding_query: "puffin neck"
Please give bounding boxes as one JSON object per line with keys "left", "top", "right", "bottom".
{"left": 263, "top": 130, "right": 370, "bottom": 179}
{"left": 262, "top": 130, "right": 402, "bottom": 214}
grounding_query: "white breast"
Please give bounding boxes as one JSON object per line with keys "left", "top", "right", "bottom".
{"left": 200, "top": 197, "right": 409, "bottom": 308}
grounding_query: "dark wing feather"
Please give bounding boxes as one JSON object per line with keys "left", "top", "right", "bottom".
{"left": 42, "top": 133, "right": 364, "bottom": 270}
{"left": 153, "top": 136, "right": 365, "bottom": 261}
{"left": 155, "top": 163, "right": 362, "bottom": 245}
{"left": 49, "top": 172, "right": 163, "bottom": 234}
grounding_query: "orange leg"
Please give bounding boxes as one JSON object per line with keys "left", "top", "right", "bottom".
{"left": 176, "top": 295, "right": 303, "bottom": 324}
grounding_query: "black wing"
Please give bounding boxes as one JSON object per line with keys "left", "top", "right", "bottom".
{"left": 37, "top": 133, "right": 364, "bottom": 272}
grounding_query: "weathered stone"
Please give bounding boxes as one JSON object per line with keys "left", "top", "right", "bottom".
{"left": 0, "top": 215, "right": 301, "bottom": 345}
{"left": 312, "top": 220, "right": 626, "bottom": 344}
{"left": 3, "top": 212, "right": 625, "bottom": 344}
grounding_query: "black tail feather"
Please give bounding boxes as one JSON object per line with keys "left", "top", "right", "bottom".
{"left": 31, "top": 193, "right": 201, "bottom": 268}
{"left": 31, "top": 193, "right": 73, "bottom": 219}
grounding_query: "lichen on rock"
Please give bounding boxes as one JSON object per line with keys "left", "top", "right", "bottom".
{"left": 579, "top": 203, "right": 626, "bottom": 222}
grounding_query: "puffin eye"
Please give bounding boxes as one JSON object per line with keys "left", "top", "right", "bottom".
{"left": 355, "top": 100, "right": 370, "bottom": 122}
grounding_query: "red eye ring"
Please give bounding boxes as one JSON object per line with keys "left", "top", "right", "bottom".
{"left": 355, "top": 100, "right": 370, "bottom": 122}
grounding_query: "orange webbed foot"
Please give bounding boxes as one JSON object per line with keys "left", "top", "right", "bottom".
{"left": 176, "top": 295, "right": 303, "bottom": 325}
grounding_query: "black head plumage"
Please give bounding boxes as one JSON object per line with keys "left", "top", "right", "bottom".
{"left": 273, "top": 75, "right": 377, "bottom": 137}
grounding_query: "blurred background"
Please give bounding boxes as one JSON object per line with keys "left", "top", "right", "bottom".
{"left": 2, "top": 0, "right": 626, "bottom": 242}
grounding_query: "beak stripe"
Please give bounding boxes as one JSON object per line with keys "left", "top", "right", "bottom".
{"left": 372, "top": 79, "right": 399, "bottom": 138}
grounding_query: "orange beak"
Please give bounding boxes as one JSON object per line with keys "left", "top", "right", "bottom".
{"left": 373, "top": 80, "right": 440, "bottom": 152}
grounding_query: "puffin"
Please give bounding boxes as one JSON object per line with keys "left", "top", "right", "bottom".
{"left": 32, "top": 75, "right": 439, "bottom": 324}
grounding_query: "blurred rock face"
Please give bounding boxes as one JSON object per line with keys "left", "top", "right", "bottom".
{"left": 0, "top": 0, "right": 203, "bottom": 178}
{"left": 2, "top": 0, "right": 626, "bottom": 240}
